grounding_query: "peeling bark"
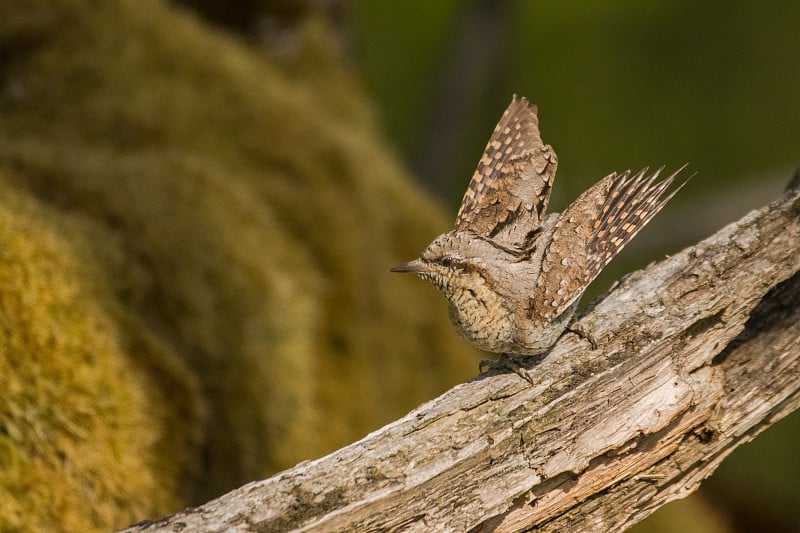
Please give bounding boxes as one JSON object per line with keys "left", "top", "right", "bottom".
{"left": 124, "top": 186, "right": 800, "bottom": 533}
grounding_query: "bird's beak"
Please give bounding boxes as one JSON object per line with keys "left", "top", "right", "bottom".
{"left": 389, "top": 258, "right": 426, "bottom": 274}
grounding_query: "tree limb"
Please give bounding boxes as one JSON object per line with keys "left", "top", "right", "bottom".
{"left": 124, "top": 185, "right": 800, "bottom": 533}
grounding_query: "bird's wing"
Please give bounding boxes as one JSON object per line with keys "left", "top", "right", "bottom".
{"left": 454, "top": 95, "right": 557, "bottom": 250}
{"left": 529, "top": 165, "right": 689, "bottom": 322}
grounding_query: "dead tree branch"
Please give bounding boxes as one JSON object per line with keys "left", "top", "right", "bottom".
{"left": 125, "top": 185, "right": 800, "bottom": 533}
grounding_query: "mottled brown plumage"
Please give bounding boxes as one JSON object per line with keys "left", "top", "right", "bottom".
{"left": 392, "top": 95, "right": 688, "bottom": 355}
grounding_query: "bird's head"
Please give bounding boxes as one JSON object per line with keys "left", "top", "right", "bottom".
{"left": 390, "top": 231, "right": 496, "bottom": 299}
{"left": 391, "top": 230, "right": 519, "bottom": 351}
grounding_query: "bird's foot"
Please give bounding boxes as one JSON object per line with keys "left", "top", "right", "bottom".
{"left": 479, "top": 353, "right": 535, "bottom": 385}
{"left": 567, "top": 321, "right": 598, "bottom": 349}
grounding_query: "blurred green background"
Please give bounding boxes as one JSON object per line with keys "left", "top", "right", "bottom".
{"left": 0, "top": 1, "right": 796, "bottom": 532}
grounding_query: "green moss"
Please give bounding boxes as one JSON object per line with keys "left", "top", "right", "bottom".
{"left": 0, "top": 0, "right": 477, "bottom": 528}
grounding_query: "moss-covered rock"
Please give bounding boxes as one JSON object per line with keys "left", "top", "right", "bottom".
{"left": 0, "top": 175, "right": 201, "bottom": 531}
{"left": 0, "top": 0, "right": 477, "bottom": 529}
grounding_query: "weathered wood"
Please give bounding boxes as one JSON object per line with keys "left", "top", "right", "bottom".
{"left": 124, "top": 186, "right": 800, "bottom": 533}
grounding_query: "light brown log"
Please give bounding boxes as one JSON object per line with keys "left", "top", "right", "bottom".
{"left": 124, "top": 185, "right": 800, "bottom": 533}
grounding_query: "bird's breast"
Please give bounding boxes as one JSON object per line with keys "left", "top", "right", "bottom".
{"left": 446, "top": 284, "right": 516, "bottom": 353}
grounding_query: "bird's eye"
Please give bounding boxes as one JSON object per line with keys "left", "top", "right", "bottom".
{"left": 441, "top": 256, "right": 456, "bottom": 267}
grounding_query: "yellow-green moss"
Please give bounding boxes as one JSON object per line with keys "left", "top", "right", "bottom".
{"left": 0, "top": 176, "right": 200, "bottom": 532}
{"left": 0, "top": 0, "right": 478, "bottom": 527}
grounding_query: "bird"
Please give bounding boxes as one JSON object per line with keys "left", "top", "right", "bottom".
{"left": 391, "top": 95, "right": 688, "bottom": 362}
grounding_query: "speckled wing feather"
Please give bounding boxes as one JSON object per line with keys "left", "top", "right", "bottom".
{"left": 454, "top": 95, "right": 557, "bottom": 249}
{"left": 530, "top": 165, "right": 688, "bottom": 322}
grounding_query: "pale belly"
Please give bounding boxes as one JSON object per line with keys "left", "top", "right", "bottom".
{"left": 448, "top": 298, "right": 577, "bottom": 355}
